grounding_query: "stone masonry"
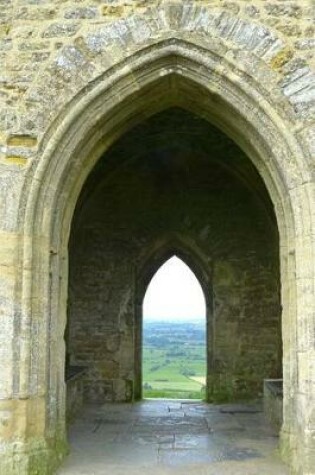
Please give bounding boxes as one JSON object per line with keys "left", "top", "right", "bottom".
{"left": 0, "top": 1, "right": 314, "bottom": 475}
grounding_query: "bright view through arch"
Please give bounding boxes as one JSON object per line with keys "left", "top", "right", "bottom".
{"left": 143, "top": 255, "right": 207, "bottom": 399}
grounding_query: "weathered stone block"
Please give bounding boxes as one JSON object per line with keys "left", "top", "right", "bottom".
{"left": 64, "top": 7, "right": 98, "bottom": 20}
{"left": 42, "top": 23, "right": 80, "bottom": 38}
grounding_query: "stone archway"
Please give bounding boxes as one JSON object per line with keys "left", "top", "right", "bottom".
{"left": 4, "top": 19, "right": 314, "bottom": 475}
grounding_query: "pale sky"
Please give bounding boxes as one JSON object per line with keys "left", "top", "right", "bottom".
{"left": 143, "top": 256, "right": 206, "bottom": 321}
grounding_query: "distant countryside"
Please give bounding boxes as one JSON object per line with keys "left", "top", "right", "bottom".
{"left": 142, "top": 320, "right": 206, "bottom": 399}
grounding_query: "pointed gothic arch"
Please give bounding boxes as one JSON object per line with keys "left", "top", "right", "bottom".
{"left": 7, "top": 34, "right": 314, "bottom": 474}
{"left": 135, "top": 236, "right": 213, "bottom": 401}
{"left": 141, "top": 254, "right": 207, "bottom": 399}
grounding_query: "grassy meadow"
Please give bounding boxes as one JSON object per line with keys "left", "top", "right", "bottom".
{"left": 142, "top": 320, "right": 206, "bottom": 399}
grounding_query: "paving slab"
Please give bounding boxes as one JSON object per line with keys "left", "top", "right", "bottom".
{"left": 58, "top": 400, "right": 289, "bottom": 475}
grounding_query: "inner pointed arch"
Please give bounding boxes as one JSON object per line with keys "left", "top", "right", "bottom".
{"left": 143, "top": 255, "right": 206, "bottom": 322}
{"left": 142, "top": 255, "right": 207, "bottom": 400}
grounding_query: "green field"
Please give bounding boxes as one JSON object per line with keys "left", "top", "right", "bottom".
{"left": 142, "top": 321, "right": 206, "bottom": 399}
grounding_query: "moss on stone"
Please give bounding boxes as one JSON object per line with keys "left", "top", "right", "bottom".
{"left": 270, "top": 47, "right": 294, "bottom": 70}
{"left": 27, "top": 434, "right": 69, "bottom": 475}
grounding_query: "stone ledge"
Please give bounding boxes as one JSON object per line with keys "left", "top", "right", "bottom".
{"left": 264, "top": 379, "right": 283, "bottom": 432}
{"left": 66, "top": 366, "right": 87, "bottom": 423}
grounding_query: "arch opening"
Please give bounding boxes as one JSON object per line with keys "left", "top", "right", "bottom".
{"left": 142, "top": 255, "right": 207, "bottom": 400}
{"left": 66, "top": 107, "right": 282, "bottom": 410}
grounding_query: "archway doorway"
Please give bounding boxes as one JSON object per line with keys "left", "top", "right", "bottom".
{"left": 62, "top": 106, "right": 284, "bottom": 473}
{"left": 66, "top": 107, "right": 281, "bottom": 406}
{"left": 60, "top": 105, "right": 285, "bottom": 472}
{"left": 142, "top": 255, "right": 207, "bottom": 399}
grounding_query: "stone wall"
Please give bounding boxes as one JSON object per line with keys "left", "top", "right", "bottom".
{"left": 68, "top": 108, "right": 281, "bottom": 403}
{"left": 1, "top": 0, "right": 314, "bottom": 161}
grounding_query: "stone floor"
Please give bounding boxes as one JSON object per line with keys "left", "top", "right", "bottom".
{"left": 58, "top": 400, "right": 289, "bottom": 475}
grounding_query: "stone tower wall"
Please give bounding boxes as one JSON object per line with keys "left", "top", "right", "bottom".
{"left": 0, "top": 2, "right": 314, "bottom": 474}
